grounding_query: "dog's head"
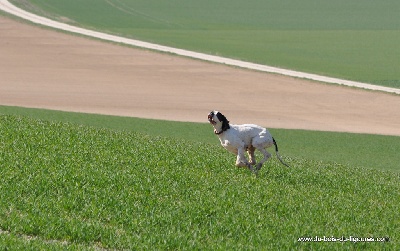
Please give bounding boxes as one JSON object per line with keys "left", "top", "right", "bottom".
{"left": 208, "top": 110, "right": 230, "bottom": 134}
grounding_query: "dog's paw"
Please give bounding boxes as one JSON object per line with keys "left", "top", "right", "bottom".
{"left": 255, "top": 163, "right": 263, "bottom": 171}
{"left": 246, "top": 163, "right": 256, "bottom": 172}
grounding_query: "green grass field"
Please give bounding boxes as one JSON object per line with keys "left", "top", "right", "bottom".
{"left": 10, "top": 0, "right": 400, "bottom": 88}
{"left": 1, "top": 106, "right": 399, "bottom": 172}
{"left": 1, "top": 114, "right": 399, "bottom": 250}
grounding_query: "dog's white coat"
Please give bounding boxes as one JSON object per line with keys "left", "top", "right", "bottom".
{"left": 219, "top": 124, "right": 273, "bottom": 155}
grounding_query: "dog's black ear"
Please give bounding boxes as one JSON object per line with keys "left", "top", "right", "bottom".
{"left": 216, "top": 112, "right": 230, "bottom": 131}
{"left": 216, "top": 112, "right": 227, "bottom": 123}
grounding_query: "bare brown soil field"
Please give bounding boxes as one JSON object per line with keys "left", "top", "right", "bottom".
{"left": 1, "top": 16, "right": 399, "bottom": 136}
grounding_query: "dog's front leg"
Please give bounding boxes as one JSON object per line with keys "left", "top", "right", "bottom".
{"left": 235, "top": 147, "right": 255, "bottom": 172}
{"left": 247, "top": 145, "right": 256, "bottom": 165}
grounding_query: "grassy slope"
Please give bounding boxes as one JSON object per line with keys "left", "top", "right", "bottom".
{"left": 1, "top": 1, "right": 399, "bottom": 247}
{"left": 10, "top": 0, "right": 400, "bottom": 88}
{"left": 0, "top": 115, "right": 399, "bottom": 250}
{"left": 1, "top": 106, "right": 399, "bottom": 172}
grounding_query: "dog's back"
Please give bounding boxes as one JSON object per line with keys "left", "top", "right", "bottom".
{"left": 230, "top": 124, "right": 273, "bottom": 147}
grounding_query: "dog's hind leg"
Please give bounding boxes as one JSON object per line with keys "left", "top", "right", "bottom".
{"left": 254, "top": 147, "right": 271, "bottom": 171}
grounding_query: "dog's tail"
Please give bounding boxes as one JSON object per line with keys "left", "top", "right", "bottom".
{"left": 273, "top": 137, "right": 290, "bottom": 167}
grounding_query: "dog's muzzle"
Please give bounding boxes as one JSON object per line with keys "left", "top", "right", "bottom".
{"left": 208, "top": 113, "right": 216, "bottom": 125}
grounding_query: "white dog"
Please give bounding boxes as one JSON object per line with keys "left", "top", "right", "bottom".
{"left": 208, "top": 110, "right": 289, "bottom": 173}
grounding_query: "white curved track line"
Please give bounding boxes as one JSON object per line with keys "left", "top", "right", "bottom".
{"left": 1, "top": 0, "right": 399, "bottom": 95}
